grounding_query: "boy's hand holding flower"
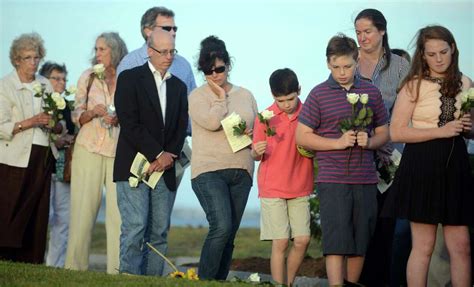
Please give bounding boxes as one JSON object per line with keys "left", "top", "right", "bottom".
{"left": 356, "top": 131, "right": 370, "bottom": 148}
{"left": 258, "top": 109, "right": 276, "bottom": 136}
{"left": 338, "top": 130, "right": 357, "bottom": 149}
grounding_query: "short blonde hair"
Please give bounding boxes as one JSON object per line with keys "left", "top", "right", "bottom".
{"left": 9, "top": 32, "right": 46, "bottom": 67}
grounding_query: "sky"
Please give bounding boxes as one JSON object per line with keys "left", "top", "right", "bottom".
{"left": 1, "top": 0, "right": 473, "bottom": 213}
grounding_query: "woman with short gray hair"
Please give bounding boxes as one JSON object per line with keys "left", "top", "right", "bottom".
{"left": 65, "top": 32, "right": 127, "bottom": 274}
{"left": 0, "top": 32, "right": 56, "bottom": 263}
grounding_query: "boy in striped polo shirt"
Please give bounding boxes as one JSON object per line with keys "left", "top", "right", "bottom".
{"left": 295, "top": 34, "right": 389, "bottom": 286}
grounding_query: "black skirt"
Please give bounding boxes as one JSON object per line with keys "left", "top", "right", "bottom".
{"left": 383, "top": 136, "right": 473, "bottom": 225}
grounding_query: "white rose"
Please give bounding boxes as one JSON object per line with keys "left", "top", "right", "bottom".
{"left": 461, "top": 91, "right": 469, "bottom": 104}
{"left": 227, "top": 112, "right": 242, "bottom": 126}
{"left": 67, "top": 85, "right": 77, "bottom": 94}
{"left": 360, "top": 93, "right": 369, "bottom": 105}
{"left": 128, "top": 176, "right": 139, "bottom": 188}
{"left": 93, "top": 63, "right": 105, "bottom": 74}
{"left": 260, "top": 109, "right": 274, "bottom": 120}
{"left": 32, "top": 82, "right": 43, "bottom": 94}
{"left": 468, "top": 88, "right": 474, "bottom": 100}
{"left": 56, "top": 97, "right": 66, "bottom": 110}
{"left": 346, "top": 93, "right": 360, "bottom": 105}
{"left": 248, "top": 273, "right": 260, "bottom": 282}
{"left": 51, "top": 92, "right": 62, "bottom": 102}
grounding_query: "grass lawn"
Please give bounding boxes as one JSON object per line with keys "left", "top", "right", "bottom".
{"left": 0, "top": 225, "right": 322, "bottom": 286}
{"left": 0, "top": 261, "right": 264, "bottom": 286}
{"left": 90, "top": 224, "right": 322, "bottom": 258}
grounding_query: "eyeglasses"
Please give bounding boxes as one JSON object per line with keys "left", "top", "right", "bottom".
{"left": 148, "top": 45, "right": 178, "bottom": 57}
{"left": 155, "top": 25, "right": 178, "bottom": 32}
{"left": 20, "top": 56, "right": 41, "bottom": 63}
{"left": 204, "top": 66, "right": 226, "bottom": 75}
{"left": 49, "top": 76, "right": 67, "bottom": 82}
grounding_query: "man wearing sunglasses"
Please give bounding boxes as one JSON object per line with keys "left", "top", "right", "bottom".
{"left": 117, "top": 6, "right": 195, "bottom": 97}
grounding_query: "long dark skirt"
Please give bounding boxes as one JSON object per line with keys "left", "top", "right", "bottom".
{"left": 383, "top": 136, "right": 473, "bottom": 225}
{"left": 0, "top": 145, "right": 54, "bottom": 263}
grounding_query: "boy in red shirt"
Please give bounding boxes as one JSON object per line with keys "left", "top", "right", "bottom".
{"left": 251, "top": 68, "right": 314, "bottom": 286}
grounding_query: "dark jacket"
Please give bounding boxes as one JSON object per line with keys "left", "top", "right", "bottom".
{"left": 113, "top": 62, "right": 188, "bottom": 191}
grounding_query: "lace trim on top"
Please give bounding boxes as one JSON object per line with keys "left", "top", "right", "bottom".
{"left": 423, "top": 76, "right": 455, "bottom": 127}
{"left": 438, "top": 95, "right": 456, "bottom": 127}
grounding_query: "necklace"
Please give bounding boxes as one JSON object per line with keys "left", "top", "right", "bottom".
{"left": 424, "top": 76, "right": 444, "bottom": 85}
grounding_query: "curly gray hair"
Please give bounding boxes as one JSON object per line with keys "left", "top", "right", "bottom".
{"left": 9, "top": 32, "right": 46, "bottom": 67}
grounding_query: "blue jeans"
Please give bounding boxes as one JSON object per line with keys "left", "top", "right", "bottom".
{"left": 116, "top": 178, "right": 176, "bottom": 275}
{"left": 191, "top": 169, "right": 252, "bottom": 280}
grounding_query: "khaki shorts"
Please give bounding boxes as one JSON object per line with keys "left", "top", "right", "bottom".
{"left": 260, "top": 196, "right": 311, "bottom": 240}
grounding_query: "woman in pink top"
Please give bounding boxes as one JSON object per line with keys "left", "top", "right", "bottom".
{"left": 252, "top": 68, "right": 313, "bottom": 286}
{"left": 189, "top": 36, "right": 258, "bottom": 280}
{"left": 65, "top": 32, "right": 127, "bottom": 274}
{"left": 386, "top": 25, "right": 473, "bottom": 286}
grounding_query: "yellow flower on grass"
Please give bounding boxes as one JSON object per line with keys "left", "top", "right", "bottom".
{"left": 170, "top": 271, "right": 185, "bottom": 278}
{"left": 186, "top": 268, "right": 199, "bottom": 280}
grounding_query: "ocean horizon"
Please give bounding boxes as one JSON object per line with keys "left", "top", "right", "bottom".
{"left": 96, "top": 201, "right": 261, "bottom": 228}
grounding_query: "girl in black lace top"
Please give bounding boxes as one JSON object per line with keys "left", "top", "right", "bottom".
{"left": 385, "top": 25, "right": 473, "bottom": 286}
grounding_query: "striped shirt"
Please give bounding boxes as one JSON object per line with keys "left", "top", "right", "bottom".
{"left": 356, "top": 52, "right": 409, "bottom": 115}
{"left": 357, "top": 52, "right": 409, "bottom": 153}
{"left": 299, "top": 75, "right": 388, "bottom": 184}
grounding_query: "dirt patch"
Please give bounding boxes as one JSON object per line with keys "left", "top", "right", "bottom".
{"left": 230, "top": 256, "right": 326, "bottom": 278}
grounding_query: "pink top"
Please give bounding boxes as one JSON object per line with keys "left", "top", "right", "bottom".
{"left": 72, "top": 69, "right": 119, "bottom": 157}
{"left": 405, "top": 75, "right": 472, "bottom": 129}
{"left": 253, "top": 100, "right": 314, "bottom": 198}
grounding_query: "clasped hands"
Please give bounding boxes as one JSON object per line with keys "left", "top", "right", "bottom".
{"left": 92, "top": 104, "right": 118, "bottom": 126}
{"left": 338, "top": 130, "right": 370, "bottom": 150}
{"left": 147, "top": 152, "right": 177, "bottom": 174}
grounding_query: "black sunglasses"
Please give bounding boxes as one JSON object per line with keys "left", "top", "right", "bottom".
{"left": 204, "top": 66, "right": 226, "bottom": 76}
{"left": 156, "top": 25, "right": 178, "bottom": 32}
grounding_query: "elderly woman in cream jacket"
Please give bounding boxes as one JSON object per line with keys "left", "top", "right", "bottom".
{"left": 0, "top": 32, "right": 56, "bottom": 264}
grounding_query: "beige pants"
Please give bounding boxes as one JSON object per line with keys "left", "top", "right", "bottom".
{"left": 65, "top": 144, "right": 120, "bottom": 274}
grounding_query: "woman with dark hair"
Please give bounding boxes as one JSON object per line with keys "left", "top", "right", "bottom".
{"left": 65, "top": 32, "right": 127, "bottom": 274}
{"left": 354, "top": 8, "right": 410, "bottom": 286}
{"left": 189, "top": 35, "right": 258, "bottom": 280}
{"left": 39, "top": 61, "right": 76, "bottom": 268}
{"left": 388, "top": 25, "right": 473, "bottom": 286}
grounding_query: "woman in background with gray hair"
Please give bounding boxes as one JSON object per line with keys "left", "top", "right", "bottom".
{"left": 65, "top": 32, "right": 127, "bottom": 274}
{"left": 0, "top": 32, "right": 55, "bottom": 264}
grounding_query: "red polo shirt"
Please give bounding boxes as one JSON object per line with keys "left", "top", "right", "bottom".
{"left": 253, "top": 100, "right": 314, "bottom": 198}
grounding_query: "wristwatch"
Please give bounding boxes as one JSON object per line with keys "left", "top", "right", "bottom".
{"left": 17, "top": 123, "right": 23, "bottom": 132}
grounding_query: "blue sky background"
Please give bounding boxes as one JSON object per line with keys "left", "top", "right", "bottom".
{"left": 1, "top": 0, "right": 473, "bottom": 215}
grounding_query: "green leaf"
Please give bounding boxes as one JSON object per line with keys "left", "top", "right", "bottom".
{"left": 367, "top": 107, "right": 373, "bottom": 117}
{"left": 357, "top": 108, "right": 367, "bottom": 120}
{"left": 354, "top": 118, "right": 361, "bottom": 127}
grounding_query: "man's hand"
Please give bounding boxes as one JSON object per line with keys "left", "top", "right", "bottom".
{"left": 147, "top": 152, "right": 178, "bottom": 173}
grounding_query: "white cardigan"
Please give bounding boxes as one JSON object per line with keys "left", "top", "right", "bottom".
{"left": 0, "top": 70, "right": 52, "bottom": 168}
